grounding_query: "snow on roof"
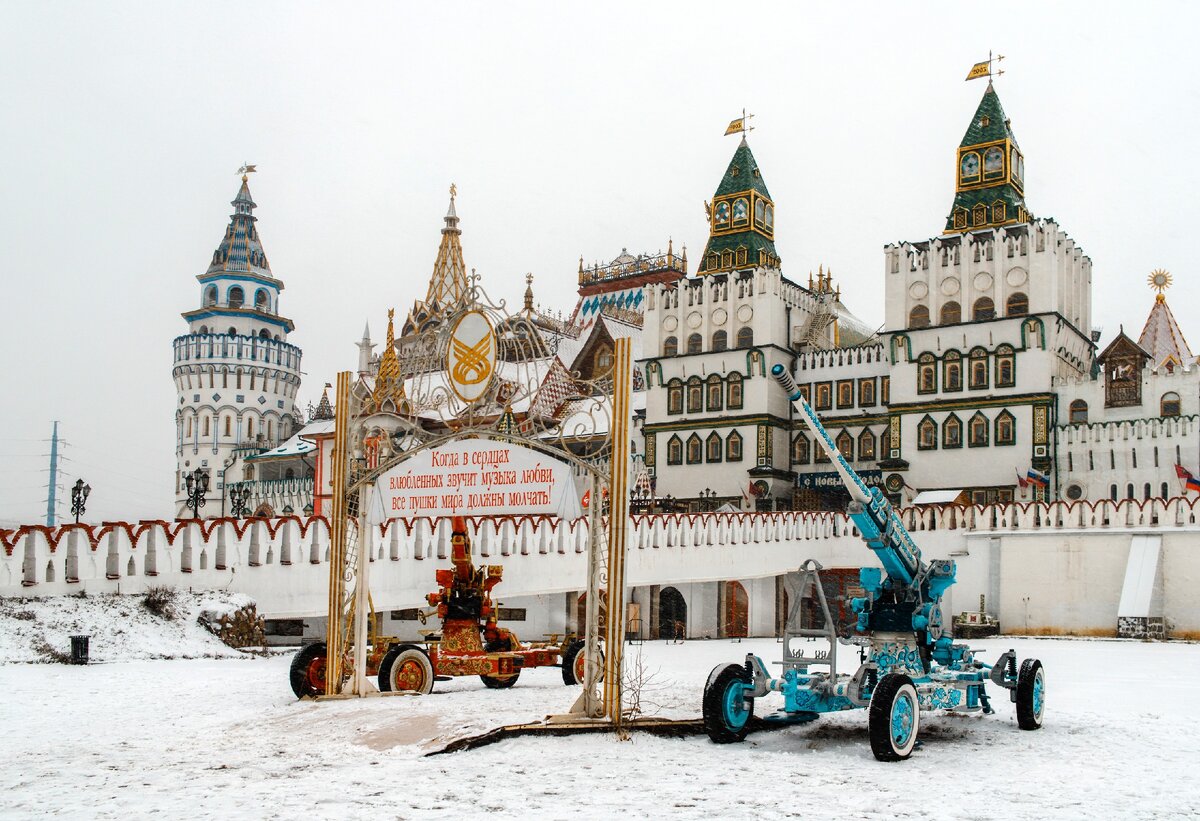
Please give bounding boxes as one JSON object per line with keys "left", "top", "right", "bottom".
{"left": 911, "top": 489, "right": 966, "bottom": 505}
{"left": 247, "top": 426, "right": 321, "bottom": 461}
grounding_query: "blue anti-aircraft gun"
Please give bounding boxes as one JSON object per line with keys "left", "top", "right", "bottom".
{"left": 701, "top": 363, "right": 1045, "bottom": 761}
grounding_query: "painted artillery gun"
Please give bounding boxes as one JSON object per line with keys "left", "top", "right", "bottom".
{"left": 290, "top": 516, "right": 587, "bottom": 698}
{"left": 701, "top": 364, "right": 1045, "bottom": 761}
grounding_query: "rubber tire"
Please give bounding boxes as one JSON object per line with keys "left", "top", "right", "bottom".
{"left": 289, "top": 642, "right": 328, "bottom": 699}
{"left": 1015, "top": 658, "right": 1045, "bottom": 730}
{"left": 702, "top": 663, "right": 754, "bottom": 744}
{"left": 869, "top": 673, "right": 920, "bottom": 762}
{"left": 376, "top": 644, "right": 401, "bottom": 693}
{"left": 481, "top": 670, "right": 520, "bottom": 689}
{"left": 561, "top": 640, "right": 604, "bottom": 686}
{"left": 386, "top": 645, "right": 435, "bottom": 695}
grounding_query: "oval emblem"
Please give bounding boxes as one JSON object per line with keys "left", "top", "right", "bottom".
{"left": 446, "top": 310, "right": 495, "bottom": 403}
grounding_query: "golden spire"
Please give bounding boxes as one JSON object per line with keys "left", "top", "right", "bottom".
{"left": 373, "top": 308, "right": 406, "bottom": 408}
{"left": 524, "top": 273, "right": 535, "bottom": 314}
{"left": 424, "top": 184, "right": 469, "bottom": 310}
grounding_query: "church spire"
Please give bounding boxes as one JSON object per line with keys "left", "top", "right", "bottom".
{"left": 698, "top": 138, "right": 780, "bottom": 275}
{"left": 208, "top": 173, "right": 273, "bottom": 276}
{"left": 372, "top": 309, "right": 407, "bottom": 409}
{"left": 946, "top": 83, "right": 1030, "bottom": 233}
{"left": 424, "top": 183, "right": 469, "bottom": 309}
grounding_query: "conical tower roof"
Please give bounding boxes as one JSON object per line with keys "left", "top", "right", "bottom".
{"left": 425, "top": 186, "right": 469, "bottom": 309}
{"left": 1137, "top": 274, "right": 1194, "bottom": 370}
{"left": 373, "top": 308, "right": 407, "bottom": 410}
{"left": 207, "top": 175, "right": 274, "bottom": 277}
{"left": 945, "top": 82, "right": 1031, "bottom": 234}
{"left": 698, "top": 137, "right": 780, "bottom": 275}
{"left": 959, "top": 82, "right": 1020, "bottom": 150}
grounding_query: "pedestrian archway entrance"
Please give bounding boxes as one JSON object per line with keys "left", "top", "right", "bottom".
{"left": 658, "top": 587, "right": 686, "bottom": 640}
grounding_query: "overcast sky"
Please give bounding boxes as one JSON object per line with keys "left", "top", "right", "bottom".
{"left": 1, "top": 2, "right": 1196, "bottom": 524}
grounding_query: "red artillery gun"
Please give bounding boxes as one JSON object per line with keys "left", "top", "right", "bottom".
{"left": 290, "top": 515, "right": 588, "bottom": 698}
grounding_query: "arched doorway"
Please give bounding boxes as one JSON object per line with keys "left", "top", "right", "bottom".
{"left": 576, "top": 591, "right": 607, "bottom": 637}
{"left": 659, "top": 587, "right": 686, "bottom": 640}
{"left": 723, "top": 581, "right": 749, "bottom": 638}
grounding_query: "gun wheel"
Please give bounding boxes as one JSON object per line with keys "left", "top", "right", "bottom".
{"left": 702, "top": 663, "right": 754, "bottom": 743}
{"left": 561, "top": 639, "right": 604, "bottom": 686}
{"left": 1016, "top": 658, "right": 1045, "bottom": 730}
{"left": 385, "top": 645, "right": 434, "bottom": 695}
{"left": 288, "top": 642, "right": 328, "bottom": 699}
{"left": 869, "top": 673, "right": 920, "bottom": 761}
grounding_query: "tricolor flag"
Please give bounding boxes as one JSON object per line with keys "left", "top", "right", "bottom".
{"left": 724, "top": 117, "right": 745, "bottom": 136}
{"left": 1174, "top": 464, "right": 1200, "bottom": 493}
{"left": 965, "top": 60, "right": 991, "bottom": 81}
{"left": 1026, "top": 468, "right": 1049, "bottom": 488}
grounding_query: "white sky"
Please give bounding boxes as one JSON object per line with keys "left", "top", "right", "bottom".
{"left": 1, "top": 2, "right": 1197, "bottom": 524}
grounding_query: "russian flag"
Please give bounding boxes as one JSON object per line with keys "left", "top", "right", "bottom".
{"left": 1026, "top": 468, "right": 1049, "bottom": 488}
{"left": 1175, "top": 464, "right": 1200, "bottom": 493}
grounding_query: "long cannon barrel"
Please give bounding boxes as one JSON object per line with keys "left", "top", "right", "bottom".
{"left": 772, "top": 363, "right": 924, "bottom": 587}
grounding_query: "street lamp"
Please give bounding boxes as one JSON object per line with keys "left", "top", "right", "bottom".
{"left": 229, "top": 484, "right": 252, "bottom": 518}
{"left": 184, "top": 468, "right": 210, "bottom": 517}
{"left": 699, "top": 487, "right": 717, "bottom": 512}
{"left": 70, "top": 479, "right": 91, "bottom": 524}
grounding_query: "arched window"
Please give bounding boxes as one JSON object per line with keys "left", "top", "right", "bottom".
{"left": 941, "top": 415, "right": 961, "bottom": 448}
{"left": 204, "top": 285, "right": 218, "bottom": 306}
{"left": 918, "top": 353, "right": 937, "bottom": 394}
{"left": 285, "top": 468, "right": 295, "bottom": 480}
{"left": 667, "top": 435, "right": 683, "bottom": 465}
{"left": 995, "top": 345, "right": 1015, "bottom": 387}
{"left": 1161, "top": 392, "right": 1181, "bottom": 417}
{"left": 223, "top": 416, "right": 231, "bottom": 437}
{"left": 255, "top": 289, "right": 269, "bottom": 310}
{"left": 259, "top": 329, "right": 271, "bottom": 339}
{"left": 732, "top": 197, "right": 749, "bottom": 225}
{"left": 1069, "top": 400, "right": 1088, "bottom": 424}
{"left": 736, "top": 326, "right": 754, "bottom": 349}
{"left": 726, "top": 431, "right": 743, "bottom": 462}
{"left": 686, "top": 434, "right": 702, "bottom": 464}
{"left": 228, "top": 286, "right": 244, "bottom": 308}
{"left": 706, "top": 432, "right": 723, "bottom": 463}
{"left": 968, "top": 412, "right": 989, "bottom": 447}
{"left": 666, "top": 379, "right": 683, "bottom": 414}
{"left": 686, "top": 377, "right": 703, "bottom": 413}
{"left": 246, "top": 417, "right": 254, "bottom": 439}
{"left": 995, "top": 410, "right": 1016, "bottom": 445}
{"left": 198, "top": 325, "right": 209, "bottom": 336}
{"left": 836, "top": 431, "right": 854, "bottom": 462}
{"left": 792, "top": 435, "right": 810, "bottom": 464}
{"left": 972, "top": 297, "right": 995, "bottom": 321}
{"left": 1126, "top": 483, "right": 1135, "bottom": 500}
{"left": 686, "top": 333, "right": 703, "bottom": 354}
{"left": 202, "top": 416, "right": 210, "bottom": 436}
{"left": 727, "top": 372, "right": 743, "bottom": 410}
{"left": 228, "top": 327, "right": 238, "bottom": 337}
{"left": 940, "top": 301, "right": 961, "bottom": 324}
{"left": 918, "top": 416, "right": 937, "bottom": 450}
{"left": 595, "top": 348, "right": 614, "bottom": 374}
{"left": 1109, "top": 484, "right": 1118, "bottom": 501}
{"left": 1006, "top": 292, "right": 1029, "bottom": 316}
{"left": 706, "top": 375, "right": 723, "bottom": 411}
{"left": 858, "top": 429, "right": 876, "bottom": 461}
{"left": 754, "top": 198, "right": 765, "bottom": 226}
{"left": 1162, "top": 482, "right": 1170, "bottom": 499}
{"left": 909, "top": 305, "right": 930, "bottom": 328}
{"left": 662, "top": 336, "right": 678, "bottom": 357}
{"left": 943, "top": 351, "right": 962, "bottom": 392}
{"left": 969, "top": 347, "right": 989, "bottom": 389}
{"left": 711, "top": 330, "right": 727, "bottom": 352}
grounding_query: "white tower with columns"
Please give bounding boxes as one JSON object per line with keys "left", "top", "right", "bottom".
{"left": 172, "top": 171, "right": 303, "bottom": 517}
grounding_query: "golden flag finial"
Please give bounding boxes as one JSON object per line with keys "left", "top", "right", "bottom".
{"left": 724, "top": 108, "right": 755, "bottom": 137}
{"left": 966, "top": 50, "right": 1005, "bottom": 82}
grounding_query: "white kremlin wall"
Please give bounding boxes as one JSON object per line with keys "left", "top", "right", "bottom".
{"left": 4, "top": 502, "right": 1199, "bottom": 641}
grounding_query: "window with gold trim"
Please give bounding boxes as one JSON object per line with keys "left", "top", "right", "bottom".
{"left": 706, "top": 375, "right": 723, "bottom": 411}
{"left": 918, "top": 353, "right": 937, "bottom": 395}
{"left": 735, "top": 248, "right": 747, "bottom": 267}
{"left": 995, "top": 344, "right": 1015, "bottom": 387}
{"left": 943, "top": 414, "right": 962, "bottom": 448}
{"left": 992, "top": 200, "right": 1006, "bottom": 222}
{"left": 732, "top": 198, "right": 749, "bottom": 225}
{"left": 706, "top": 432, "right": 723, "bottom": 463}
{"left": 836, "top": 430, "right": 854, "bottom": 462}
{"left": 667, "top": 435, "right": 683, "bottom": 465}
{"left": 953, "top": 208, "right": 968, "bottom": 229}
{"left": 726, "top": 431, "right": 743, "bottom": 462}
{"left": 858, "top": 429, "right": 876, "bottom": 460}
{"left": 727, "top": 372, "right": 743, "bottom": 409}
{"left": 943, "top": 351, "right": 962, "bottom": 392}
{"left": 662, "top": 336, "right": 678, "bottom": 357}
{"left": 918, "top": 416, "right": 937, "bottom": 450}
{"left": 792, "top": 435, "right": 810, "bottom": 465}
{"left": 995, "top": 410, "right": 1015, "bottom": 445}
{"left": 909, "top": 305, "right": 930, "bottom": 328}
{"left": 968, "top": 412, "right": 989, "bottom": 447}
{"left": 969, "top": 347, "right": 989, "bottom": 389}
{"left": 686, "top": 377, "right": 702, "bottom": 413}
{"left": 686, "top": 434, "right": 702, "bottom": 464}
{"left": 973, "top": 204, "right": 987, "bottom": 225}
{"left": 721, "top": 250, "right": 732, "bottom": 269}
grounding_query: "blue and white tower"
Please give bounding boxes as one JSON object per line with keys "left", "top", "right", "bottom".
{"left": 172, "top": 171, "right": 303, "bottom": 517}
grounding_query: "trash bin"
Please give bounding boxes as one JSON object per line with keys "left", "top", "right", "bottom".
{"left": 69, "top": 635, "right": 90, "bottom": 665}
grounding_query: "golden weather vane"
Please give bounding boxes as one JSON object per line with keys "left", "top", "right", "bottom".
{"left": 724, "top": 108, "right": 755, "bottom": 137}
{"left": 965, "top": 51, "right": 1005, "bottom": 82}
{"left": 237, "top": 162, "right": 257, "bottom": 177}
{"left": 1148, "top": 269, "right": 1173, "bottom": 299}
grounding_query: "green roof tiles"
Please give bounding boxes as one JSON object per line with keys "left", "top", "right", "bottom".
{"left": 714, "top": 138, "right": 772, "bottom": 199}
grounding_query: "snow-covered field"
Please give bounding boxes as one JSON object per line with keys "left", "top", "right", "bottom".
{"left": 2, "top": 636, "right": 1197, "bottom": 820}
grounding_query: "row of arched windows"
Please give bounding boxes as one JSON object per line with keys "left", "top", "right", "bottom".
{"left": 1069, "top": 393, "right": 1182, "bottom": 424}
{"left": 1110, "top": 483, "right": 1173, "bottom": 502}
{"left": 203, "top": 284, "right": 274, "bottom": 313}
{"left": 666, "top": 431, "right": 743, "bottom": 465}
{"left": 909, "top": 292, "right": 1027, "bottom": 328}
{"left": 666, "top": 372, "right": 744, "bottom": 414}
{"left": 662, "top": 327, "right": 754, "bottom": 357}
{"left": 182, "top": 410, "right": 288, "bottom": 445}
{"left": 918, "top": 346, "right": 1015, "bottom": 394}
{"left": 916, "top": 411, "right": 1015, "bottom": 450}
{"left": 792, "top": 427, "right": 884, "bottom": 465}
{"left": 197, "top": 325, "right": 280, "bottom": 341}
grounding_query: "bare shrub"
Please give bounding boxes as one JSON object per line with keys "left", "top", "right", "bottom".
{"left": 622, "top": 647, "right": 670, "bottom": 719}
{"left": 203, "top": 603, "right": 266, "bottom": 651}
{"left": 33, "top": 636, "right": 71, "bottom": 664}
{"left": 143, "top": 586, "right": 179, "bottom": 620}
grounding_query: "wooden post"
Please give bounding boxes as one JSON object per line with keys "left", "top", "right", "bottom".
{"left": 324, "top": 371, "right": 352, "bottom": 695}
{"left": 602, "top": 338, "right": 632, "bottom": 724}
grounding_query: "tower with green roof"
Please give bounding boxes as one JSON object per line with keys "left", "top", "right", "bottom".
{"left": 698, "top": 137, "right": 780, "bottom": 274}
{"left": 946, "top": 81, "right": 1031, "bottom": 233}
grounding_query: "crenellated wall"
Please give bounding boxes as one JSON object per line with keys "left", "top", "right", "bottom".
{"left": 5, "top": 500, "right": 1200, "bottom": 638}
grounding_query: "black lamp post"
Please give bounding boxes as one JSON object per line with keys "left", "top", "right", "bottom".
{"left": 660, "top": 494, "right": 675, "bottom": 513}
{"left": 229, "top": 484, "right": 252, "bottom": 518}
{"left": 699, "top": 487, "right": 718, "bottom": 512}
{"left": 70, "top": 479, "right": 91, "bottom": 524}
{"left": 184, "top": 468, "right": 210, "bottom": 517}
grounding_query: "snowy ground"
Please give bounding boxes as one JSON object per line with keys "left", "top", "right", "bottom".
{"left": 2, "top": 636, "right": 1198, "bottom": 819}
